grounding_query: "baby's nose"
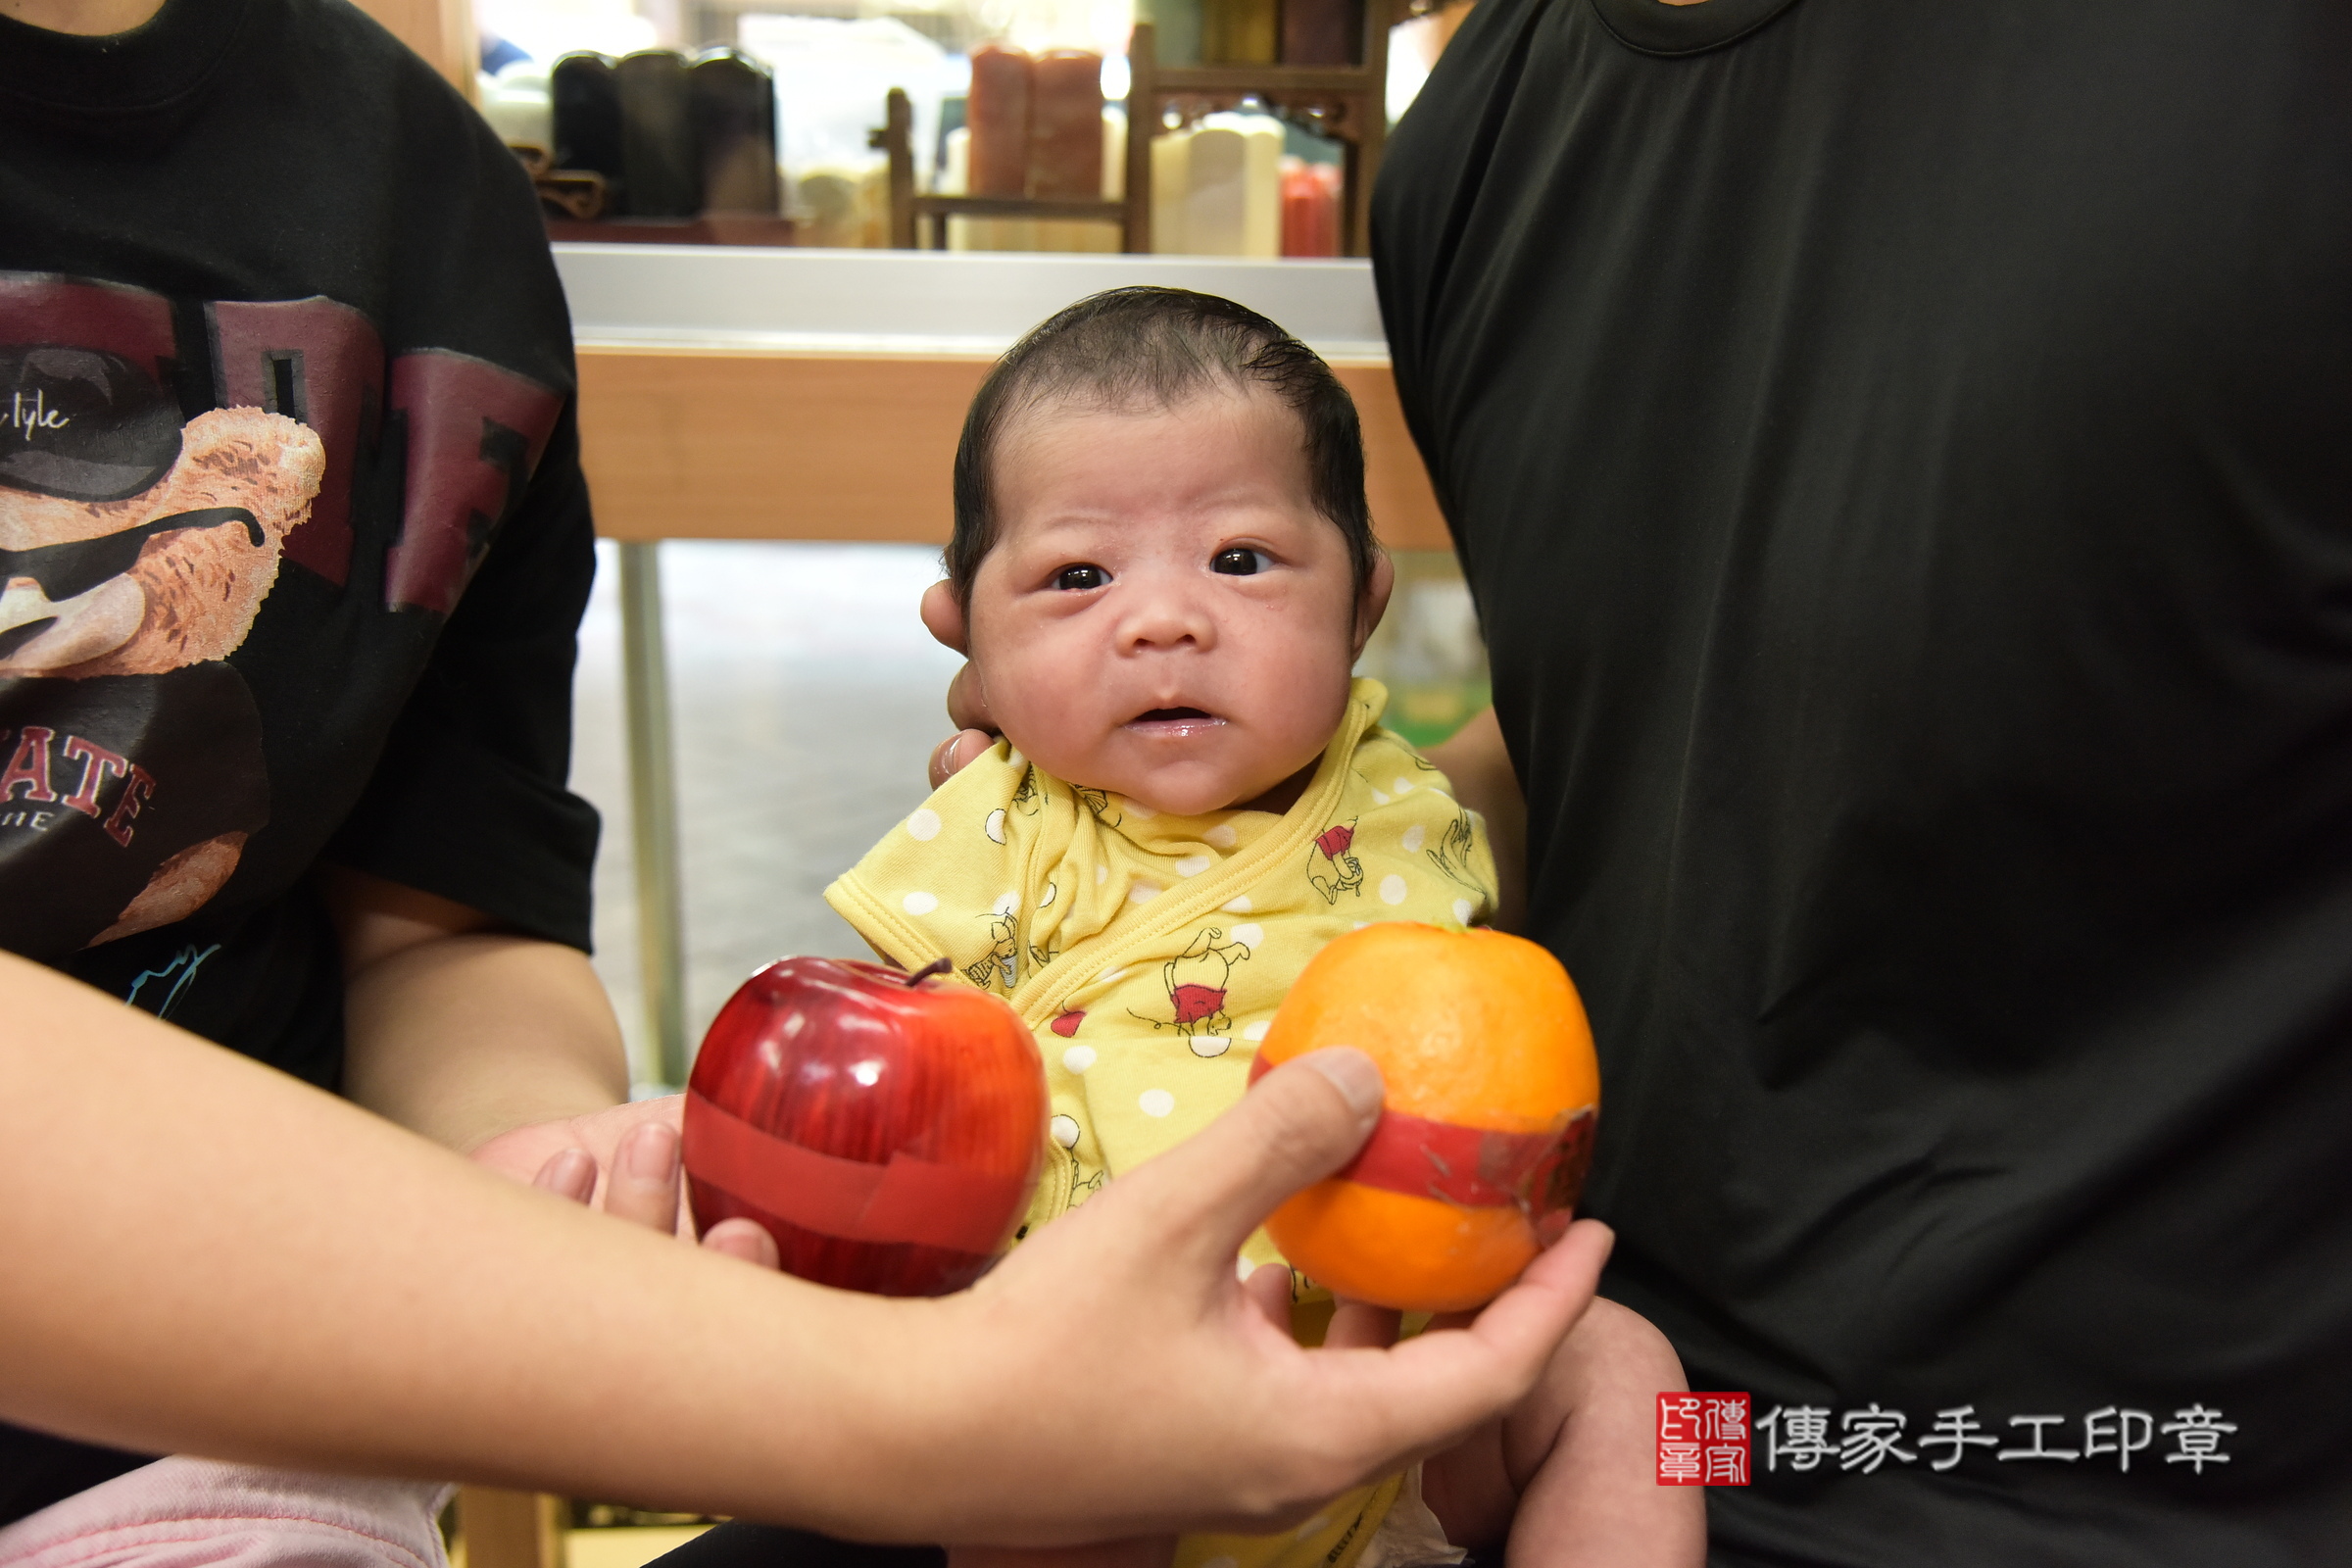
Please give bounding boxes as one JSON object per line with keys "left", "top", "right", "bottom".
{"left": 1120, "top": 590, "right": 1217, "bottom": 650}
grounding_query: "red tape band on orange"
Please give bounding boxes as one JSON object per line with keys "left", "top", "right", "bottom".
{"left": 1343, "top": 1106, "right": 1574, "bottom": 1208}
{"left": 684, "top": 1091, "right": 1025, "bottom": 1254}
{"left": 1248, "top": 1053, "right": 1588, "bottom": 1209}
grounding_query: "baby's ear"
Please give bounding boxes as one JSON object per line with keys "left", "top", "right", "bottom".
{"left": 920, "top": 578, "right": 970, "bottom": 654}
{"left": 1351, "top": 551, "right": 1396, "bottom": 657}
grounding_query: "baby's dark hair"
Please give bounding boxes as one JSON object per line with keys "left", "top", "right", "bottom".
{"left": 948, "top": 286, "right": 1376, "bottom": 605}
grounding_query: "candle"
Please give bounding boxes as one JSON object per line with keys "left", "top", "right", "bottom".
{"left": 1027, "top": 50, "right": 1104, "bottom": 200}
{"left": 616, "top": 50, "right": 699, "bottom": 218}
{"left": 1280, "top": 158, "right": 1342, "bottom": 257}
{"left": 688, "top": 50, "right": 780, "bottom": 215}
{"left": 552, "top": 52, "right": 622, "bottom": 185}
{"left": 968, "top": 43, "right": 1033, "bottom": 198}
{"left": 1180, "top": 113, "right": 1282, "bottom": 256}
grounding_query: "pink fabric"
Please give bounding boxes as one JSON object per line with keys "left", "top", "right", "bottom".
{"left": 0, "top": 1459, "right": 451, "bottom": 1568}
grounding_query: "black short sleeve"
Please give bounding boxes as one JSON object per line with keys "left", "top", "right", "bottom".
{"left": 323, "top": 405, "right": 601, "bottom": 951}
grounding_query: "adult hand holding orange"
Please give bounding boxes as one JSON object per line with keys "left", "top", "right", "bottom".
{"left": 1252, "top": 923, "right": 1600, "bottom": 1313}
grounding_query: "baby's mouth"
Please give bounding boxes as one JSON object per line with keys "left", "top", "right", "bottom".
{"left": 1126, "top": 706, "right": 1224, "bottom": 735}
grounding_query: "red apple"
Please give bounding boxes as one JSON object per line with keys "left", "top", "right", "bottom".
{"left": 683, "top": 956, "right": 1048, "bottom": 1297}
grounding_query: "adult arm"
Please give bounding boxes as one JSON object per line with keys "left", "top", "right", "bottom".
{"left": 0, "top": 951, "right": 1607, "bottom": 1541}
{"left": 327, "top": 867, "right": 763, "bottom": 1250}
{"left": 329, "top": 865, "right": 630, "bottom": 1155}
{"left": 1423, "top": 708, "right": 1526, "bottom": 934}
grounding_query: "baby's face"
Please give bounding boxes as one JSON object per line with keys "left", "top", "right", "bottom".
{"left": 962, "top": 387, "right": 1382, "bottom": 817}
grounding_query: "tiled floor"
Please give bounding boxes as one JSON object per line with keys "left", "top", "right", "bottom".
{"left": 573, "top": 540, "right": 965, "bottom": 1085}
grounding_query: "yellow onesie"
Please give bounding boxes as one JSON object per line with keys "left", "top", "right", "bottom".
{"left": 826, "top": 678, "right": 1499, "bottom": 1568}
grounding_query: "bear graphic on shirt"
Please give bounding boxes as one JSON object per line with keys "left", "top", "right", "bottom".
{"left": 0, "top": 343, "right": 319, "bottom": 959}
{"left": 1308, "top": 819, "right": 1364, "bottom": 904}
{"left": 1127, "top": 925, "right": 1250, "bottom": 1045}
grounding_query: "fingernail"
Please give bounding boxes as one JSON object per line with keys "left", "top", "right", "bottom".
{"left": 1303, "top": 1048, "right": 1385, "bottom": 1123}
{"left": 533, "top": 1148, "right": 595, "bottom": 1198}
{"left": 622, "top": 1122, "right": 677, "bottom": 1179}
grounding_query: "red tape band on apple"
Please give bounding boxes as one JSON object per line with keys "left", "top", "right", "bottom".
{"left": 1248, "top": 1053, "right": 1590, "bottom": 1210}
{"left": 684, "top": 1091, "right": 1026, "bottom": 1254}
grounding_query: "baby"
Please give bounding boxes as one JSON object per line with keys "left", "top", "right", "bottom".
{"left": 826, "top": 288, "right": 1702, "bottom": 1568}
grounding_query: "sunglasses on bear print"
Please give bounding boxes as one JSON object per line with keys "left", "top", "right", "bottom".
{"left": 0, "top": 506, "right": 264, "bottom": 606}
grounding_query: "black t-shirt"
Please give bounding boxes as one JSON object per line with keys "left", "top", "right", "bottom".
{"left": 1376, "top": 0, "right": 2351, "bottom": 1560}
{"left": 1, "top": 0, "right": 598, "bottom": 1524}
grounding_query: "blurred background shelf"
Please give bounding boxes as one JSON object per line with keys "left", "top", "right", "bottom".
{"left": 363, "top": 0, "right": 1470, "bottom": 260}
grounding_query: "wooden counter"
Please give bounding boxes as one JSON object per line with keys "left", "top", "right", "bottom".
{"left": 574, "top": 346, "right": 1451, "bottom": 552}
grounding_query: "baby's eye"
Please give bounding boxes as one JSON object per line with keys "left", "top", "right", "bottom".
{"left": 1054, "top": 564, "right": 1109, "bottom": 592}
{"left": 1212, "top": 548, "right": 1273, "bottom": 576}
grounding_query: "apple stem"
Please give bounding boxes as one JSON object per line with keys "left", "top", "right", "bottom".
{"left": 907, "top": 957, "right": 954, "bottom": 986}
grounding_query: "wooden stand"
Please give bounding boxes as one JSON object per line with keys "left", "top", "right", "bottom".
{"left": 874, "top": 81, "right": 1152, "bottom": 252}
{"left": 879, "top": 17, "right": 1391, "bottom": 257}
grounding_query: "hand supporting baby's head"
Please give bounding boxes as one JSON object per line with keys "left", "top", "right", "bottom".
{"left": 921, "top": 287, "right": 1393, "bottom": 818}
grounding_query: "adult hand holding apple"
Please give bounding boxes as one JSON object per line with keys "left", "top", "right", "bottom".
{"left": 471, "top": 1096, "right": 781, "bottom": 1266}
{"left": 2, "top": 945, "right": 1607, "bottom": 1540}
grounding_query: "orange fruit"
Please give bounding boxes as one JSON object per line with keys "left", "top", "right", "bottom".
{"left": 1251, "top": 922, "right": 1599, "bottom": 1312}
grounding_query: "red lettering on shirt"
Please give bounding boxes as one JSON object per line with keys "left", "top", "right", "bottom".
{"left": 0, "top": 725, "right": 58, "bottom": 803}
{"left": 0, "top": 274, "right": 174, "bottom": 375}
{"left": 383, "top": 349, "right": 562, "bottom": 615}
{"left": 101, "top": 764, "right": 156, "bottom": 846}
{"left": 60, "top": 734, "right": 131, "bottom": 817}
{"left": 209, "top": 297, "right": 387, "bottom": 587}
